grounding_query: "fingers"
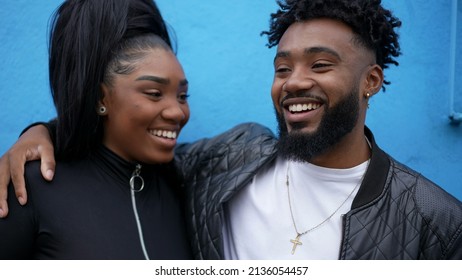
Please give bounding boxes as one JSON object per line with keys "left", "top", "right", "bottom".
{"left": 9, "top": 146, "right": 28, "bottom": 206}
{"left": 9, "top": 124, "right": 56, "bottom": 207}
{"left": 0, "top": 142, "right": 54, "bottom": 218}
{"left": 0, "top": 154, "right": 10, "bottom": 218}
{"left": 38, "top": 144, "right": 56, "bottom": 181}
{"left": 9, "top": 141, "right": 56, "bottom": 206}
{"left": 0, "top": 124, "right": 56, "bottom": 212}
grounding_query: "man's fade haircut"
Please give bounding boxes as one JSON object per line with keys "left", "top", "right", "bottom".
{"left": 262, "top": 0, "right": 402, "bottom": 88}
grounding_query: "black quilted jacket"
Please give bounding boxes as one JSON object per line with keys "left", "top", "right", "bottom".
{"left": 175, "top": 123, "right": 462, "bottom": 260}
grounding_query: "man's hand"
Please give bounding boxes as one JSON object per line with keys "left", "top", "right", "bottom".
{"left": 0, "top": 125, "right": 55, "bottom": 218}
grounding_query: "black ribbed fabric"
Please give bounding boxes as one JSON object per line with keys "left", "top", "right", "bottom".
{"left": 0, "top": 146, "right": 192, "bottom": 260}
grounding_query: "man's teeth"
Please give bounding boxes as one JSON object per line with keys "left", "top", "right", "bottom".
{"left": 149, "top": 129, "right": 177, "bottom": 139}
{"left": 288, "top": 103, "right": 321, "bottom": 113}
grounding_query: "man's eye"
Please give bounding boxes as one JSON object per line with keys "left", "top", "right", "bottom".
{"left": 313, "top": 63, "right": 332, "bottom": 69}
{"left": 276, "top": 67, "right": 291, "bottom": 73}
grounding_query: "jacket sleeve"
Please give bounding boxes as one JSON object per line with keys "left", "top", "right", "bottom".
{"left": 446, "top": 228, "right": 462, "bottom": 259}
{"left": 413, "top": 173, "right": 462, "bottom": 260}
{"left": 173, "top": 122, "right": 277, "bottom": 183}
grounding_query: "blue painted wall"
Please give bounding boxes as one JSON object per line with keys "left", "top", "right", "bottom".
{"left": 1, "top": 0, "right": 461, "bottom": 199}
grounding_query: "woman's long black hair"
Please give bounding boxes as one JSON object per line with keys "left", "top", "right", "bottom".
{"left": 48, "top": 0, "right": 173, "bottom": 160}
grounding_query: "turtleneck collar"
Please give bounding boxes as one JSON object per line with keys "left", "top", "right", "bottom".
{"left": 89, "top": 145, "right": 162, "bottom": 189}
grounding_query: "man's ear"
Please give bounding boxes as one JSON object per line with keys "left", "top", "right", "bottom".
{"left": 365, "top": 64, "right": 384, "bottom": 97}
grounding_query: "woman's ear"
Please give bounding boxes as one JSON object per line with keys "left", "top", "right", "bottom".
{"left": 97, "top": 83, "right": 110, "bottom": 115}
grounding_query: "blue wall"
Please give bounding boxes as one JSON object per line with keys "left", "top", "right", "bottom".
{"left": 1, "top": 0, "right": 461, "bottom": 200}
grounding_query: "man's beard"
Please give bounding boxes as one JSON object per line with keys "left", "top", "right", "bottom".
{"left": 276, "top": 87, "right": 360, "bottom": 163}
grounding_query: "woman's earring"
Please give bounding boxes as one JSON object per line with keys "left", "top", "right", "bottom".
{"left": 98, "top": 106, "right": 107, "bottom": 115}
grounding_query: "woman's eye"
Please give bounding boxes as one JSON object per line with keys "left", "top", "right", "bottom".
{"left": 178, "top": 92, "right": 190, "bottom": 102}
{"left": 145, "top": 91, "right": 162, "bottom": 98}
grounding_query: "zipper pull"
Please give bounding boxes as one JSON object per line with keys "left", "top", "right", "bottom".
{"left": 130, "top": 164, "right": 145, "bottom": 192}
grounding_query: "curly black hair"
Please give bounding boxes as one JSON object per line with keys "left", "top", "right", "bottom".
{"left": 262, "top": 0, "right": 402, "bottom": 87}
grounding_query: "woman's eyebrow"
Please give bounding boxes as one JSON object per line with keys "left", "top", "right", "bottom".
{"left": 136, "top": 75, "right": 169, "bottom": 84}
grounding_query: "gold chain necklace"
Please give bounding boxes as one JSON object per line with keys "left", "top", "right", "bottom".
{"left": 286, "top": 142, "right": 371, "bottom": 255}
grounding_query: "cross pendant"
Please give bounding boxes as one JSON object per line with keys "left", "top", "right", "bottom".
{"left": 290, "top": 234, "right": 303, "bottom": 255}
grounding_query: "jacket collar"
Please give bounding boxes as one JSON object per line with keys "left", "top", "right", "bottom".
{"left": 258, "top": 126, "right": 391, "bottom": 209}
{"left": 351, "top": 126, "right": 391, "bottom": 209}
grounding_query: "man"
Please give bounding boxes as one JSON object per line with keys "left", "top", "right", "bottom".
{"left": 1, "top": 0, "right": 462, "bottom": 259}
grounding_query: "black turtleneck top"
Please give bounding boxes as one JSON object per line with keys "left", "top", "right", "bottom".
{"left": 0, "top": 146, "right": 192, "bottom": 259}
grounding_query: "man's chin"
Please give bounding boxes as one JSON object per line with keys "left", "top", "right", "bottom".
{"left": 287, "top": 123, "right": 319, "bottom": 135}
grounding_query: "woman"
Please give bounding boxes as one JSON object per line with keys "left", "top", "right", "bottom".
{"left": 0, "top": 0, "right": 192, "bottom": 259}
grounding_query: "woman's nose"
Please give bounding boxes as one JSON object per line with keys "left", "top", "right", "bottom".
{"left": 161, "top": 100, "right": 187, "bottom": 122}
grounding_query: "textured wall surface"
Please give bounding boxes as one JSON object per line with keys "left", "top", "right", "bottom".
{"left": 0, "top": 0, "right": 461, "bottom": 199}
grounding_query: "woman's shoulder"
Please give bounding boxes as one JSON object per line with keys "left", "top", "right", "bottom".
{"left": 24, "top": 158, "right": 90, "bottom": 188}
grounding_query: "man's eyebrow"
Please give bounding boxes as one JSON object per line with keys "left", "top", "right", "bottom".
{"left": 136, "top": 75, "right": 169, "bottom": 84}
{"left": 274, "top": 51, "right": 290, "bottom": 63}
{"left": 274, "top": 46, "right": 341, "bottom": 63}
{"left": 305, "top": 46, "right": 341, "bottom": 60}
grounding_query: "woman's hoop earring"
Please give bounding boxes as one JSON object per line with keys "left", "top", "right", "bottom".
{"left": 98, "top": 106, "right": 107, "bottom": 115}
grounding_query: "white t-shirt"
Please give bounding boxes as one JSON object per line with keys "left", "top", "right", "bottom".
{"left": 222, "top": 157, "right": 369, "bottom": 260}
